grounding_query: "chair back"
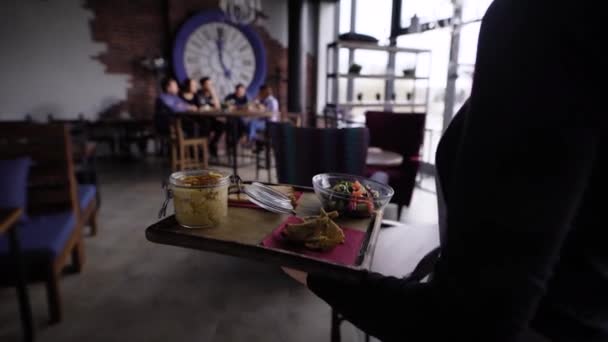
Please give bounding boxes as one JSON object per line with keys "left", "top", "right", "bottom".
{"left": 280, "top": 112, "right": 303, "bottom": 127}
{"left": 269, "top": 123, "right": 369, "bottom": 187}
{"left": 154, "top": 98, "right": 173, "bottom": 137}
{"left": 365, "top": 111, "right": 426, "bottom": 158}
{"left": 323, "top": 105, "right": 346, "bottom": 128}
{"left": 47, "top": 115, "right": 92, "bottom": 168}
{"left": 0, "top": 123, "right": 78, "bottom": 215}
{"left": 168, "top": 117, "right": 185, "bottom": 142}
{"left": 167, "top": 117, "right": 208, "bottom": 171}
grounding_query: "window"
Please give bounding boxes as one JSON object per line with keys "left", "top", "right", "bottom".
{"left": 355, "top": 0, "right": 393, "bottom": 43}
{"left": 339, "top": 0, "right": 352, "bottom": 34}
{"left": 462, "top": 0, "right": 494, "bottom": 22}
{"left": 333, "top": 0, "right": 494, "bottom": 163}
{"left": 400, "top": 0, "right": 453, "bottom": 27}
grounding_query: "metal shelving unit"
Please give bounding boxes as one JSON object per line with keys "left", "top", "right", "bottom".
{"left": 324, "top": 40, "right": 432, "bottom": 125}
{"left": 327, "top": 102, "right": 427, "bottom": 108}
{"left": 327, "top": 73, "right": 429, "bottom": 80}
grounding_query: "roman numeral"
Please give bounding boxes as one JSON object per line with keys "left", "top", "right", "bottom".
{"left": 191, "top": 40, "right": 202, "bottom": 49}
{"left": 242, "top": 59, "right": 253, "bottom": 66}
{"left": 195, "top": 30, "right": 206, "bottom": 42}
{"left": 203, "top": 29, "right": 212, "bottom": 41}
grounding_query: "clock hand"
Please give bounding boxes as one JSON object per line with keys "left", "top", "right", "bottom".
{"left": 215, "top": 38, "right": 232, "bottom": 79}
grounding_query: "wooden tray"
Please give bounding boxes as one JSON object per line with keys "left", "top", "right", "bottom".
{"left": 145, "top": 186, "right": 383, "bottom": 280}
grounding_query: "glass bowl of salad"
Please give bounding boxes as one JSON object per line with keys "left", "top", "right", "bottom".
{"left": 312, "top": 173, "right": 394, "bottom": 217}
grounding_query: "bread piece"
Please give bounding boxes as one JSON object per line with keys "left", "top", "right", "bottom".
{"left": 283, "top": 210, "right": 345, "bottom": 251}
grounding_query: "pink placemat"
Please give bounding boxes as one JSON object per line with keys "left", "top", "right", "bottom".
{"left": 261, "top": 216, "right": 367, "bottom": 266}
{"left": 229, "top": 192, "right": 303, "bottom": 210}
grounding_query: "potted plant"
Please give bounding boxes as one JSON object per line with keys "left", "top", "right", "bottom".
{"left": 348, "top": 63, "right": 362, "bottom": 75}
{"left": 402, "top": 68, "right": 416, "bottom": 77}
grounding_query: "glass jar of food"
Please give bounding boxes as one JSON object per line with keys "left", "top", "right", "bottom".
{"left": 169, "top": 170, "right": 230, "bottom": 228}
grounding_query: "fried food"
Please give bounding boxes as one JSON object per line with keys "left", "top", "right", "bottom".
{"left": 282, "top": 209, "right": 345, "bottom": 251}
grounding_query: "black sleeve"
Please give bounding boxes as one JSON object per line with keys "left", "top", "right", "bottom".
{"left": 193, "top": 95, "right": 202, "bottom": 108}
{"left": 308, "top": 1, "right": 600, "bottom": 341}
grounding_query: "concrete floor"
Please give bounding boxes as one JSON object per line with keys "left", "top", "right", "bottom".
{"left": 0, "top": 156, "right": 438, "bottom": 342}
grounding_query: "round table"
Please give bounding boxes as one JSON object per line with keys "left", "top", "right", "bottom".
{"left": 366, "top": 147, "right": 403, "bottom": 167}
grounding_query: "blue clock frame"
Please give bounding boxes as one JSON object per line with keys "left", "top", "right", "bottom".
{"left": 172, "top": 10, "right": 267, "bottom": 99}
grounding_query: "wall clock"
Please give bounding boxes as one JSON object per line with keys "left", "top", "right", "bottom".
{"left": 173, "top": 10, "right": 267, "bottom": 99}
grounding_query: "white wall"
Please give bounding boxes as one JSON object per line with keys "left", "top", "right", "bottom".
{"left": 315, "top": 2, "right": 336, "bottom": 114}
{"left": 0, "top": 0, "right": 129, "bottom": 121}
{"left": 258, "top": 0, "right": 288, "bottom": 47}
{"left": 258, "top": 0, "right": 317, "bottom": 56}
{"left": 302, "top": 1, "right": 318, "bottom": 57}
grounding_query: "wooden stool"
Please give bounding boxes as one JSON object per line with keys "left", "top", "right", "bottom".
{"left": 169, "top": 118, "right": 209, "bottom": 171}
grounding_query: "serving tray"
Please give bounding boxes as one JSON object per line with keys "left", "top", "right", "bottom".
{"left": 145, "top": 186, "right": 383, "bottom": 280}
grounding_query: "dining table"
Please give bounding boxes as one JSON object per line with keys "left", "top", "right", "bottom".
{"left": 179, "top": 109, "right": 275, "bottom": 178}
{"left": 0, "top": 208, "right": 33, "bottom": 342}
{"left": 366, "top": 147, "right": 404, "bottom": 167}
{"left": 87, "top": 118, "right": 155, "bottom": 159}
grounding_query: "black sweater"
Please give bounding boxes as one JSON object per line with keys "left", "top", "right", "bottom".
{"left": 308, "top": 1, "right": 605, "bottom": 341}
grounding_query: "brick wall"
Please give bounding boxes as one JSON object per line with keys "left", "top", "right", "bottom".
{"left": 85, "top": 0, "right": 165, "bottom": 118}
{"left": 85, "top": 0, "right": 314, "bottom": 118}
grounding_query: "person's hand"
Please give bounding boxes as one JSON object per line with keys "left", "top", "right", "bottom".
{"left": 188, "top": 105, "right": 198, "bottom": 111}
{"left": 281, "top": 267, "right": 308, "bottom": 286}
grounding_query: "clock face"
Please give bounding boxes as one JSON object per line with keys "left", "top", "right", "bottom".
{"left": 173, "top": 11, "right": 267, "bottom": 100}
{"left": 183, "top": 23, "right": 256, "bottom": 98}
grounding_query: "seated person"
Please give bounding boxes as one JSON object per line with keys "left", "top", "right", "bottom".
{"left": 224, "top": 83, "right": 249, "bottom": 140}
{"left": 158, "top": 77, "right": 197, "bottom": 113}
{"left": 249, "top": 84, "right": 279, "bottom": 141}
{"left": 196, "top": 77, "right": 224, "bottom": 157}
{"left": 197, "top": 77, "right": 220, "bottom": 109}
{"left": 224, "top": 83, "right": 249, "bottom": 108}
{"left": 155, "top": 77, "right": 198, "bottom": 136}
{"left": 180, "top": 78, "right": 201, "bottom": 107}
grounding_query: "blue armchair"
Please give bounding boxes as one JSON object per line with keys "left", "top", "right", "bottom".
{"left": 0, "top": 123, "right": 84, "bottom": 323}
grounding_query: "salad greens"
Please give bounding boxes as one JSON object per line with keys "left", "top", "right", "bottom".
{"left": 326, "top": 180, "right": 380, "bottom": 216}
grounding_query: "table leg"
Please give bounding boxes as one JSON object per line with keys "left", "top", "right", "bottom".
{"left": 264, "top": 119, "right": 271, "bottom": 183}
{"left": 331, "top": 309, "right": 341, "bottom": 342}
{"left": 231, "top": 118, "right": 238, "bottom": 177}
{"left": 8, "top": 227, "right": 34, "bottom": 342}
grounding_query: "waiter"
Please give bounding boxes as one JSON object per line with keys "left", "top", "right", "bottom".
{"left": 285, "top": 1, "right": 605, "bottom": 341}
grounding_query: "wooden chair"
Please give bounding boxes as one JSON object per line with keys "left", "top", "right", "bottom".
{"left": 48, "top": 116, "right": 100, "bottom": 235}
{"left": 280, "top": 112, "right": 303, "bottom": 127}
{"left": 0, "top": 123, "right": 84, "bottom": 323}
{"left": 323, "top": 105, "right": 347, "bottom": 128}
{"left": 169, "top": 117, "right": 209, "bottom": 171}
{"left": 78, "top": 185, "right": 99, "bottom": 236}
